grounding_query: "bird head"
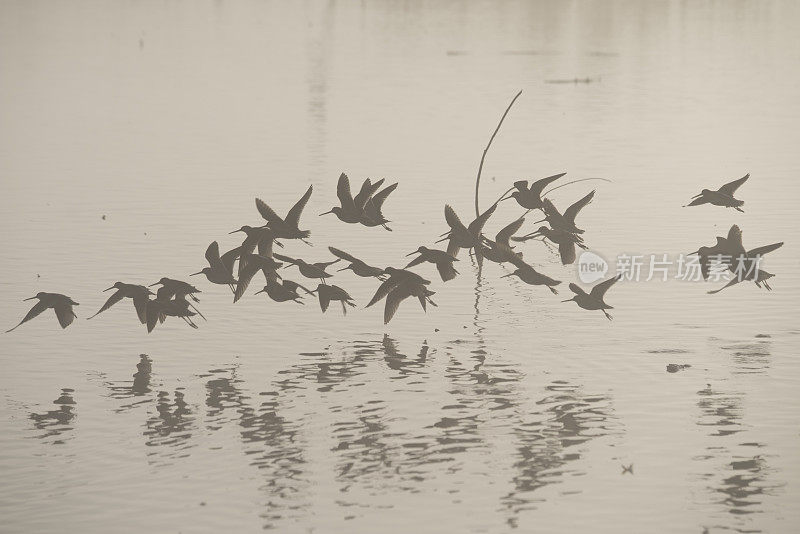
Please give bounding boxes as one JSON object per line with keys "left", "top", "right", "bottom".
{"left": 189, "top": 268, "right": 210, "bottom": 276}
{"left": 253, "top": 286, "right": 267, "bottom": 295}
{"left": 23, "top": 292, "right": 46, "bottom": 301}
{"left": 104, "top": 282, "right": 124, "bottom": 292}
{"left": 406, "top": 246, "right": 426, "bottom": 257}
{"left": 229, "top": 225, "right": 251, "bottom": 235}
{"left": 149, "top": 277, "right": 169, "bottom": 287}
{"left": 319, "top": 207, "right": 341, "bottom": 217}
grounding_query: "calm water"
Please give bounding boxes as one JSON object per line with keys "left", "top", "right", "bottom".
{"left": 1, "top": 1, "right": 799, "bottom": 532}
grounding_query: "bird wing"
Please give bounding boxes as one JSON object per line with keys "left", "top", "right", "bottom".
{"left": 328, "top": 246, "right": 359, "bottom": 263}
{"left": 564, "top": 190, "right": 595, "bottom": 225}
{"left": 6, "top": 300, "right": 49, "bottom": 332}
{"left": 717, "top": 174, "right": 749, "bottom": 196}
{"left": 366, "top": 278, "right": 399, "bottom": 308}
{"left": 353, "top": 178, "right": 374, "bottom": 210}
{"left": 468, "top": 203, "right": 498, "bottom": 237}
{"left": 558, "top": 241, "right": 576, "bottom": 265}
{"left": 568, "top": 283, "right": 585, "bottom": 295}
{"left": 405, "top": 254, "right": 426, "bottom": 269}
{"left": 444, "top": 205, "right": 468, "bottom": 233}
{"left": 529, "top": 172, "right": 567, "bottom": 196}
{"left": 446, "top": 237, "right": 460, "bottom": 258}
{"left": 495, "top": 217, "right": 525, "bottom": 246}
{"left": 132, "top": 294, "right": 149, "bottom": 324}
{"left": 234, "top": 259, "right": 261, "bottom": 303}
{"left": 707, "top": 277, "right": 742, "bottom": 294}
{"left": 257, "top": 235, "right": 274, "bottom": 258}
{"left": 337, "top": 173, "right": 356, "bottom": 211}
{"left": 285, "top": 185, "right": 313, "bottom": 228}
{"left": 726, "top": 225, "right": 746, "bottom": 256}
{"left": 255, "top": 198, "right": 283, "bottom": 225}
{"left": 542, "top": 198, "right": 562, "bottom": 221}
{"left": 384, "top": 286, "right": 410, "bottom": 324}
{"left": 590, "top": 275, "right": 621, "bottom": 299}
{"left": 54, "top": 302, "right": 77, "bottom": 328}
{"left": 145, "top": 300, "right": 164, "bottom": 333}
{"left": 272, "top": 253, "right": 297, "bottom": 264}
{"left": 88, "top": 290, "right": 125, "bottom": 319}
{"left": 436, "top": 260, "right": 458, "bottom": 282}
{"left": 205, "top": 241, "right": 221, "bottom": 267}
{"left": 318, "top": 288, "right": 331, "bottom": 312}
{"left": 220, "top": 246, "right": 241, "bottom": 274}
{"left": 369, "top": 182, "right": 398, "bottom": 211}
{"left": 747, "top": 242, "right": 783, "bottom": 258}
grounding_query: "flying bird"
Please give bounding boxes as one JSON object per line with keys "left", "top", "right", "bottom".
{"left": 87, "top": 282, "right": 153, "bottom": 323}
{"left": 684, "top": 174, "right": 748, "bottom": 212}
{"left": 480, "top": 217, "right": 525, "bottom": 264}
{"left": 234, "top": 252, "right": 283, "bottom": 303}
{"left": 328, "top": 247, "right": 386, "bottom": 279}
{"left": 6, "top": 293, "right": 79, "bottom": 332}
{"left": 255, "top": 185, "right": 313, "bottom": 242}
{"left": 706, "top": 225, "right": 783, "bottom": 293}
{"left": 311, "top": 284, "right": 356, "bottom": 314}
{"left": 562, "top": 275, "right": 621, "bottom": 320}
{"left": 254, "top": 279, "right": 313, "bottom": 304}
{"left": 273, "top": 253, "right": 340, "bottom": 281}
{"left": 541, "top": 190, "right": 595, "bottom": 234}
{"left": 515, "top": 225, "right": 587, "bottom": 265}
{"left": 505, "top": 172, "right": 567, "bottom": 211}
{"left": 437, "top": 203, "right": 497, "bottom": 262}
{"left": 406, "top": 246, "right": 459, "bottom": 282}
{"left": 149, "top": 278, "right": 201, "bottom": 302}
{"left": 501, "top": 256, "right": 562, "bottom": 294}
{"left": 366, "top": 267, "right": 436, "bottom": 323}
{"left": 320, "top": 173, "right": 372, "bottom": 224}
{"left": 191, "top": 241, "right": 239, "bottom": 292}
{"left": 360, "top": 181, "right": 398, "bottom": 231}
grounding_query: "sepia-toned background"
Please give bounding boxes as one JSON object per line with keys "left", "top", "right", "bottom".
{"left": 1, "top": 1, "right": 799, "bottom": 532}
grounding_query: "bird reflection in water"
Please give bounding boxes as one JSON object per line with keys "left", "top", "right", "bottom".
{"left": 501, "top": 381, "right": 618, "bottom": 525}
{"left": 30, "top": 388, "right": 76, "bottom": 444}
{"left": 143, "top": 389, "right": 193, "bottom": 461}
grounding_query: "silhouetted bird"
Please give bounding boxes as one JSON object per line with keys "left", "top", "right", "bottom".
{"left": 273, "top": 253, "right": 339, "bottom": 282}
{"left": 234, "top": 253, "right": 283, "bottom": 303}
{"left": 155, "top": 286, "right": 205, "bottom": 321}
{"left": 229, "top": 225, "right": 281, "bottom": 255}
{"left": 191, "top": 241, "right": 239, "bottom": 292}
{"left": 480, "top": 217, "right": 525, "bottom": 264}
{"left": 501, "top": 256, "right": 561, "bottom": 294}
{"left": 541, "top": 190, "right": 595, "bottom": 234}
{"left": 366, "top": 267, "right": 435, "bottom": 323}
{"left": 437, "top": 203, "right": 497, "bottom": 262}
{"left": 149, "top": 278, "right": 201, "bottom": 302}
{"left": 706, "top": 225, "right": 783, "bottom": 293}
{"left": 328, "top": 247, "right": 386, "bottom": 279}
{"left": 88, "top": 282, "right": 152, "bottom": 323}
{"left": 562, "top": 275, "right": 621, "bottom": 320}
{"left": 688, "top": 225, "right": 741, "bottom": 280}
{"left": 255, "top": 185, "right": 313, "bottom": 243}
{"left": 311, "top": 284, "right": 356, "bottom": 314}
{"left": 6, "top": 292, "right": 79, "bottom": 332}
{"left": 360, "top": 181, "right": 398, "bottom": 231}
{"left": 406, "top": 246, "right": 459, "bottom": 282}
{"left": 515, "top": 225, "right": 587, "bottom": 265}
{"left": 684, "top": 174, "right": 748, "bottom": 212}
{"left": 505, "top": 172, "right": 566, "bottom": 211}
{"left": 145, "top": 293, "right": 198, "bottom": 332}
{"left": 320, "top": 173, "right": 371, "bottom": 223}
{"left": 254, "top": 278, "right": 313, "bottom": 304}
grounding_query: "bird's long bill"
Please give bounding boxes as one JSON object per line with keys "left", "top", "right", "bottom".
{"left": 23, "top": 296, "right": 37, "bottom": 301}
{"left": 405, "top": 251, "right": 418, "bottom": 257}
{"left": 531, "top": 218, "right": 547, "bottom": 225}
{"left": 524, "top": 231, "right": 542, "bottom": 239}
{"left": 147, "top": 282, "right": 159, "bottom": 287}
{"left": 103, "top": 286, "right": 116, "bottom": 292}
{"left": 254, "top": 288, "right": 266, "bottom": 295}
{"left": 500, "top": 273, "right": 515, "bottom": 278}
{"left": 336, "top": 265, "right": 351, "bottom": 272}
{"left": 189, "top": 271, "right": 203, "bottom": 276}
{"left": 561, "top": 298, "right": 575, "bottom": 303}
{"left": 228, "top": 228, "right": 242, "bottom": 234}
{"left": 319, "top": 210, "right": 334, "bottom": 216}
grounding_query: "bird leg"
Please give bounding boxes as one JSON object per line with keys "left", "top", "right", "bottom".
{"left": 548, "top": 286, "right": 559, "bottom": 295}
{"left": 602, "top": 310, "right": 613, "bottom": 321}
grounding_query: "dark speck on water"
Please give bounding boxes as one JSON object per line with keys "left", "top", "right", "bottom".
{"left": 666, "top": 364, "right": 691, "bottom": 373}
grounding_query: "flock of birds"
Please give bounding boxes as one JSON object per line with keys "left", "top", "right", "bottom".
{"left": 6, "top": 171, "right": 782, "bottom": 333}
